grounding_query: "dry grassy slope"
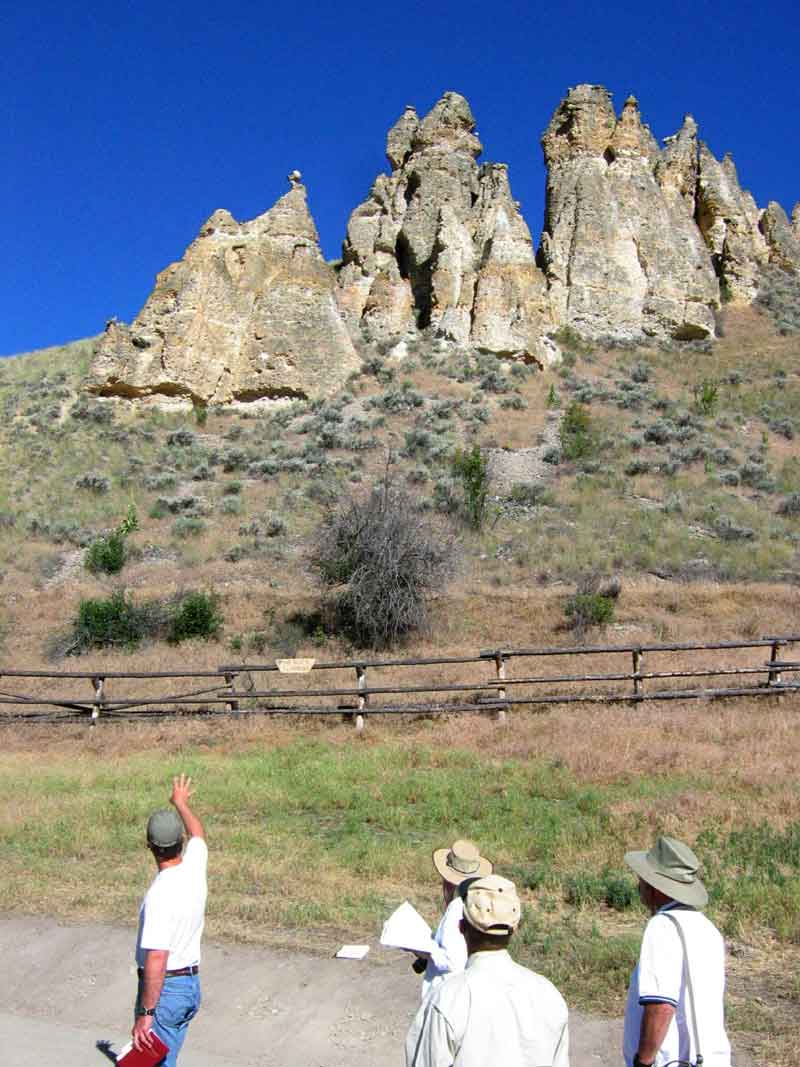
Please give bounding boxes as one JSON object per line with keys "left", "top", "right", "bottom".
{"left": 0, "top": 306, "right": 798, "bottom": 670}
{"left": 1, "top": 313, "right": 800, "bottom": 1065}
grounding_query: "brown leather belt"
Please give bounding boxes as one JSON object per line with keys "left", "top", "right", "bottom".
{"left": 138, "top": 965, "right": 199, "bottom": 978}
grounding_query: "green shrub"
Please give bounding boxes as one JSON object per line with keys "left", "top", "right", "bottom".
{"left": 694, "top": 379, "right": 719, "bottom": 416}
{"left": 167, "top": 591, "right": 223, "bottom": 643}
{"left": 560, "top": 402, "right": 598, "bottom": 461}
{"left": 564, "top": 870, "right": 637, "bottom": 910}
{"left": 85, "top": 531, "right": 126, "bottom": 575}
{"left": 564, "top": 573, "right": 618, "bottom": 635}
{"left": 451, "top": 444, "right": 491, "bottom": 529}
{"left": 84, "top": 505, "right": 139, "bottom": 576}
{"left": 56, "top": 588, "right": 222, "bottom": 655}
{"left": 67, "top": 590, "right": 154, "bottom": 653}
{"left": 564, "top": 592, "right": 615, "bottom": 632}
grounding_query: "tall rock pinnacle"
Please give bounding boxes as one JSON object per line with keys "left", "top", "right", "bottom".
{"left": 337, "top": 91, "right": 555, "bottom": 364}
{"left": 539, "top": 84, "right": 719, "bottom": 342}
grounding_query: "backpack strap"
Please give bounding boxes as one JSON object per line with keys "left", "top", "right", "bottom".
{"left": 663, "top": 911, "right": 704, "bottom": 1067}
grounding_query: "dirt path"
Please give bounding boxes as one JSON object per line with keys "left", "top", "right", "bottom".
{"left": 1, "top": 915, "right": 755, "bottom": 1067}
{"left": 0, "top": 915, "right": 625, "bottom": 1065}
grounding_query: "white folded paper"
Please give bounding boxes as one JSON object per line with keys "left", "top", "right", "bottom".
{"left": 336, "top": 944, "right": 370, "bottom": 959}
{"left": 380, "top": 900, "right": 436, "bottom": 954}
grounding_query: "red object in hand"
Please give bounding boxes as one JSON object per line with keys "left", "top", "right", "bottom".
{"left": 116, "top": 1032, "right": 169, "bottom": 1066}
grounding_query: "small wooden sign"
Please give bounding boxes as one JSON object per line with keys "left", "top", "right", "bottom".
{"left": 276, "top": 658, "right": 316, "bottom": 674}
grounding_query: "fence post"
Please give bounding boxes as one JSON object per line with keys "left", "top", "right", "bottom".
{"left": 224, "top": 673, "right": 239, "bottom": 713}
{"left": 355, "top": 665, "right": 367, "bottom": 733}
{"left": 494, "top": 653, "right": 507, "bottom": 724}
{"left": 91, "top": 676, "right": 105, "bottom": 728}
{"left": 768, "top": 641, "right": 783, "bottom": 687}
{"left": 632, "top": 649, "right": 643, "bottom": 698}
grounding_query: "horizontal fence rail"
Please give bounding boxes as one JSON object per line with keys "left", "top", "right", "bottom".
{"left": 0, "top": 635, "right": 798, "bottom": 729}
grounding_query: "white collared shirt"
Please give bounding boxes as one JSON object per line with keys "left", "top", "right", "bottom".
{"left": 623, "top": 902, "right": 731, "bottom": 1067}
{"left": 422, "top": 896, "right": 468, "bottom": 999}
{"left": 407, "top": 948, "right": 569, "bottom": 1067}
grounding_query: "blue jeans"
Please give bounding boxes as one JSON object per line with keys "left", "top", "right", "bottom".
{"left": 137, "top": 974, "right": 201, "bottom": 1067}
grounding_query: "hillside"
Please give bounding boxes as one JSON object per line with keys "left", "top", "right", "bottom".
{"left": 1, "top": 299, "right": 799, "bottom": 668}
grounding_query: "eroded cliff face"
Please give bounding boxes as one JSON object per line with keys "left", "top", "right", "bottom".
{"left": 337, "top": 92, "right": 556, "bottom": 365}
{"left": 89, "top": 84, "right": 799, "bottom": 408}
{"left": 539, "top": 86, "right": 720, "bottom": 342}
{"left": 89, "top": 184, "right": 361, "bottom": 406}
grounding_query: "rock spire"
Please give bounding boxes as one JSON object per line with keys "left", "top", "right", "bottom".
{"left": 337, "top": 91, "right": 556, "bottom": 364}
{"left": 89, "top": 182, "right": 360, "bottom": 406}
{"left": 540, "top": 85, "right": 719, "bottom": 341}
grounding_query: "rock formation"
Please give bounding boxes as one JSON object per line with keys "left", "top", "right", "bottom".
{"left": 90, "top": 84, "right": 799, "bottom": 408}
{"left": 337, "top": 92, "right": 556, "bottom": 365}
{"left": 539, "top": 86, "right": 720, "bottom": 342}
{"left": 695, "top": 146, "right": 769, "bottom": 302}
{"left": 759, "top": 201, "right": 800, "bottom": 273}
{"left": 89, "top": 183, "right": 361, "bottom": 406}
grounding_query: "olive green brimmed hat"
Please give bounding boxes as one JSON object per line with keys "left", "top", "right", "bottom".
{"left": 432, "top": 839, "right": 493, "bottom": 886}
{"left": 625, "top": 835, "right": 708, "bottom": 909}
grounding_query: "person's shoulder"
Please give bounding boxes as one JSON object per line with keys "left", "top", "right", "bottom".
{"left": 515, "top": 962, "right": 568, "bottom": 1013}
{"left": 181, "top": 836, "right": 209, "bottom": 874}
{"left": 433, "top": 967, "right": 470, "bottom": 1006}
{"left": 444, "top": 895, "right": 463, "bottom": 918}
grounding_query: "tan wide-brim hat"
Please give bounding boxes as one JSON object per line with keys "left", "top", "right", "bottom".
{"left": 433, "top": 839, "right": 493, "bottom": 886}
{"left": 625, "top": 835, "right": 708, "bottom": 909}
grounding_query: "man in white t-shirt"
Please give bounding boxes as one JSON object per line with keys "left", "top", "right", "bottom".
{"left": 132, "top": 774, "right": 208, "bottom": 1067}
{"left": 412, "top": 839, "right": 493, "bottom": 1000}
{"left": 406, "top": 874, "right": 568, "bottom": 1067}
{"left": 623, "top": 835, "right": 731, "bottom": 1067}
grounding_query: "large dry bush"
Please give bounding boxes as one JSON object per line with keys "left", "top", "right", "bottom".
{"left": 309, "top": 483, "right": 458, "bottom": 649}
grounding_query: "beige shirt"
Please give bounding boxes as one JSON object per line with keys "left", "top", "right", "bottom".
{"left": 406, "top": 949, "right": 569, "bottom": 1067}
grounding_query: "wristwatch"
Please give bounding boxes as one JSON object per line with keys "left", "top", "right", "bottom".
{"left": 633, "top": 1055, "right": 654, "bottom": 1067}
{"left": 136, "top": 1007, "right": 156, "bottom": 1017}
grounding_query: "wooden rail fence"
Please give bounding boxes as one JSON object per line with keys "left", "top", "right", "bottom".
{"left": 1, "top": 634, "right": 798, "bottom": 730}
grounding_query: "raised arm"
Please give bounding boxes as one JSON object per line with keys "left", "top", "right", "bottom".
{"left": 170, "top": 773, "right": 205, "bottom": 840}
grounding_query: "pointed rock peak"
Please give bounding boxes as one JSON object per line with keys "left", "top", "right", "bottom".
{"left": 657, "top": 113, "right": 699, "bottom": 208}
{"left": 414, "top": 90, "right": 482, "bottom": 158}
{"left": 199, "top": 208, "right": 240, "bottom": 237}
{"left": 682, "top": 114, "right": 698, "bottom": 135}
{"left": 664, "top": 114, "right": 698, "bottom": 148}
{"left": 610, "top": 94, "right": 658, "bottom": 160}
{"left": 256, "top": 182, "right": 319, "bottom": 244}
{"left": 542, "top": 84, "right": 617, "bottom": 164}
{"left": 386, "top": 105, "right": 420, "bottom": 169}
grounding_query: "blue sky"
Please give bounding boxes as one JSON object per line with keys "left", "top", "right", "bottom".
{"left": 3, "top": 0, "right": 798, "bottom": 356}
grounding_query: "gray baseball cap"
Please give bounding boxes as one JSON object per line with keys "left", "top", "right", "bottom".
{"left": 146, "top": 809, "right": 184, "bottom": 848}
